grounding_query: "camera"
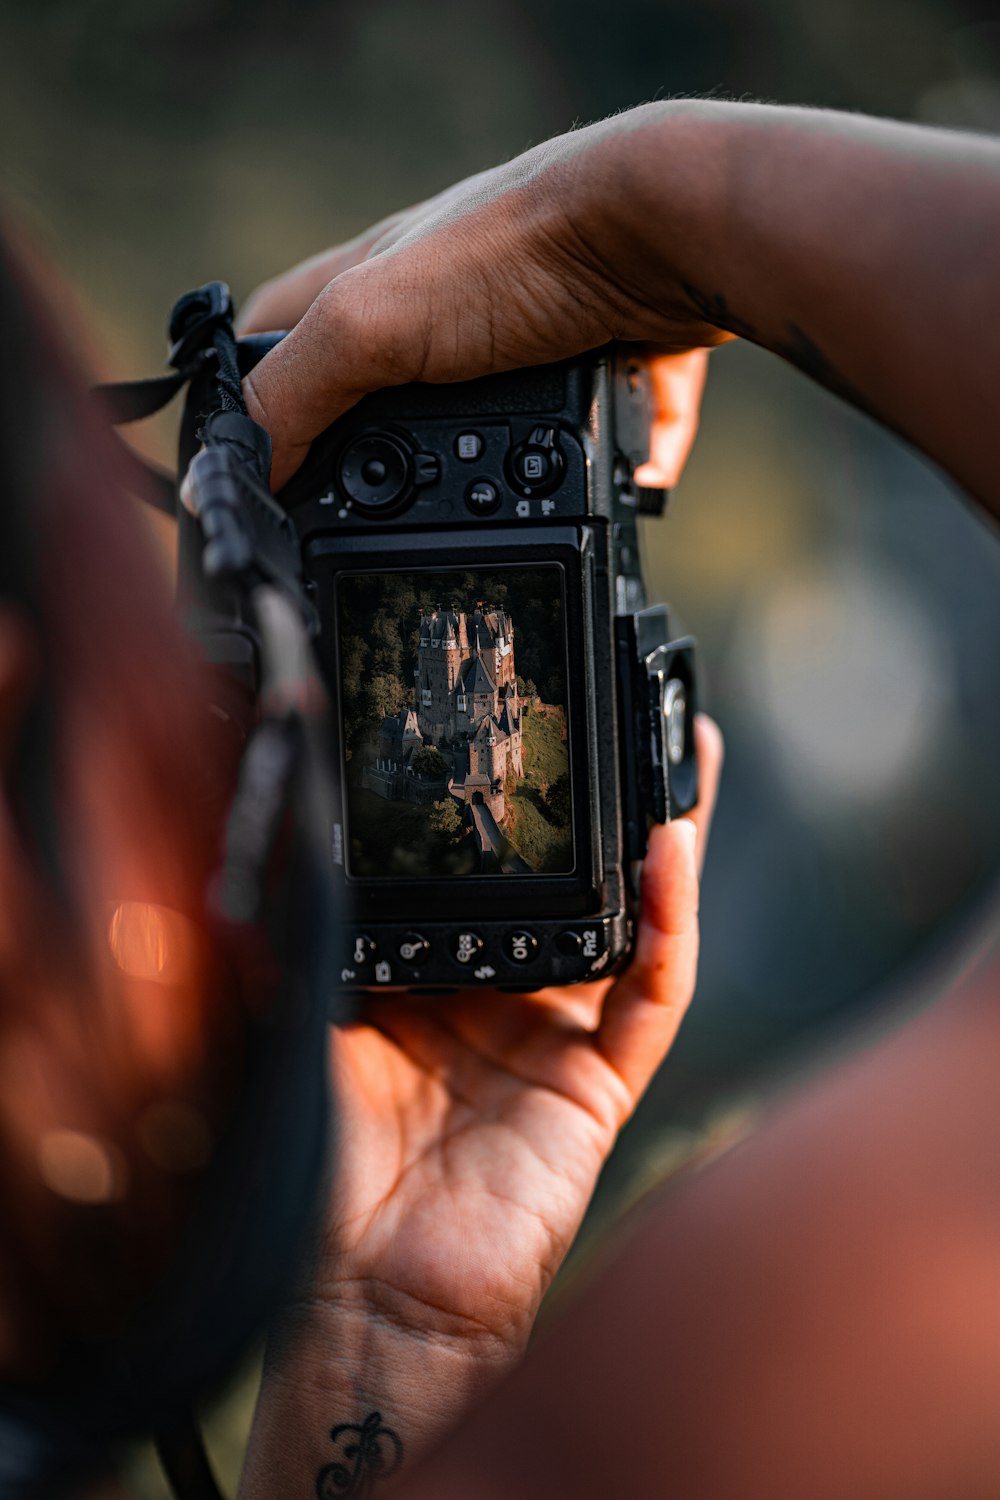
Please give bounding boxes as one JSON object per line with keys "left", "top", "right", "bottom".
{"left": 178, "top": 341, "right": 698, "bottom": 991}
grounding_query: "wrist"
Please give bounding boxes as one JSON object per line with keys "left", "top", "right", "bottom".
{"left": 528, "top": 99, "right": 743, "bottom": 347}
{"left": 238, "top": 1295, "right": 523, "bottom": 1499}
{"left": 614, "top": 100, "right": 744, "bottom": 330}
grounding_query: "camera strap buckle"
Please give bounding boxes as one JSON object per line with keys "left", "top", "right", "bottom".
{"left": 93, "top": 284, "right": 318, "bottom": 636}
{"left": 93, "top": 282, "right": 237, "bottom": 435}
{"left": 168, "top": 281, "right": 235, "bottom": 371}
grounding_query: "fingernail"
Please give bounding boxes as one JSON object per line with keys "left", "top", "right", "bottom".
{"left": 674, "top": 818, "right": 698, "bottom": 858}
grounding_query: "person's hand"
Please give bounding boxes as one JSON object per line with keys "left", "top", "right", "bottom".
{"left": 237, "top": 106, "right": 728, "bottom": 489}
{"left": 239, "top": 716, "right": 723, "bottom": 1496}
{"left": 322, "top": 719, "right": 721, "bottom": 1340}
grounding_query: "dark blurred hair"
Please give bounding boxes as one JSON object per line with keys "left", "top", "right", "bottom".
{"left": 0, "top": 229, "right": 246, "bottom": 1389}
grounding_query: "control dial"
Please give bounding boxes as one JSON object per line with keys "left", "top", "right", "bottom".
{"left": 338, "top": 431, "right": 412, "bottom": 515}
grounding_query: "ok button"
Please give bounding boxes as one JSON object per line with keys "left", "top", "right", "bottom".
{"left": 504, "top": 930, "right": 538, "bottom": 964}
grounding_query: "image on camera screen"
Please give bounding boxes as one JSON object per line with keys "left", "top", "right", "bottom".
{"left": 337, "top": 566, "right": 573, "bottom": 879}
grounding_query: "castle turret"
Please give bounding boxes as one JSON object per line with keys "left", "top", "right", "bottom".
{"left": 413, "top": 602, "right": 522, "bottom": 786}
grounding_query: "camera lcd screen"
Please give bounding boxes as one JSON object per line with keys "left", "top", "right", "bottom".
{"left": 337, "top": 566, "right": 573, "bottom": 879}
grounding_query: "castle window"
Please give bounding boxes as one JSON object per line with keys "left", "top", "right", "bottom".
{"left": 457, "top": 694, "right": 467, "bottom": 711}
{"left": 421, "top": 689, "right": 433, "bottom": 707}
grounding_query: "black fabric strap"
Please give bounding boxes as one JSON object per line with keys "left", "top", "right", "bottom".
{"left": 155, "top": 1419, "right": 226, "bottom": 1500}
{"left": 94, "top": 282, "right": 273, "bottom": 520}
{"left": 94, "top": 276, "right": 238, "bottom": 432}
{"left": 93, "top": 367, "right": 194, "bottom": 426}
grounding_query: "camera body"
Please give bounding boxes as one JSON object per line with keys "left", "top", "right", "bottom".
{"left": 179, "top": 342, "right": 697, "bottom": 991}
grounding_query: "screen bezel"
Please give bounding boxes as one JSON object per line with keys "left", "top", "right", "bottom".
{"left": 306, "top": 526, "right": 598, "bottom": 922}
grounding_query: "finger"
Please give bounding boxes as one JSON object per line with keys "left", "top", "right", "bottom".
{"left": 236, "top": 208, "right": 419, "bottom": 334}
{"left": 593, "top": 713, "right": 723, "bottom": 1101}
{"left": 685, "top": 712, "right": 724, "bottom": 876}
{"left": 595, "top": 816, "right": 700, "bottom": 1105}
{"left": 633, "top": 348, "right": 710, "bottom": 489}
{"left": 242, "top": 261, "right": 417, "bottom": 488}
{"left": 242, "top": 222, "right": 512, "bottom": 489}
{"left": 518, "top": 978, "right": 614, "bottom": 1032}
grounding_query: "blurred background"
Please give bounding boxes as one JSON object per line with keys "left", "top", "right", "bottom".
{"left": 3, "top": 0, "right": 1000, "bottom": 1490}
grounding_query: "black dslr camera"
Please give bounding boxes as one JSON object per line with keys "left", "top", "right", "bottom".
{"left": 178, "top": 339, "right": 698, "bottom": 991}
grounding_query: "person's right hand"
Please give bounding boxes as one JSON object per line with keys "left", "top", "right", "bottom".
{"left": 237, "top": 104, "right": 727, "bottom": 489}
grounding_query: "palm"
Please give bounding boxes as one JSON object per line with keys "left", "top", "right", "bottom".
{"left": 313, "top": 719, "right": 722, "bottom": 1358}
{"left": 324, "top": 981, "right": 628, "bottom": 1352}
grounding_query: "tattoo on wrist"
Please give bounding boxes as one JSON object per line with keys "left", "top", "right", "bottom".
{"left": 777, "top": 321, "right": 878, "bottom": 421}
{"left": 316, "top": 1411, "right": 403, "bottom": 1498}
{"left": 683, "top": 283, "right": 879, "bottom": 421}
{"left": 683, "top": 284, "right": 759, "bottom": 342}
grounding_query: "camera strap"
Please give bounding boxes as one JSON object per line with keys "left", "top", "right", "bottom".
{"left": 87, "top": 285, "right": 340, "bottom": 1500}
{"left": 98, "top": 278, "right": 327, "bottom": 898}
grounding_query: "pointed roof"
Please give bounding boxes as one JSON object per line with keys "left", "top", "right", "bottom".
{"left": 474, "top": 713, "right": 508, "bottom": 746}
{"left": 497, "top": 701, "right": 518, "bottom": 736}
{"left": 470, "top": 609, "right": 510, "bottom": 651}
{"left": 382, "top": 705, "right": 419, "bottom": 734}
{"left": 463, "top": 655, "right": 496, "bottom": 696}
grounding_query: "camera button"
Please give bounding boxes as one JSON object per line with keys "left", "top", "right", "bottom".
{"left": 507, "top": 428, "right": 565, "bottom": 497}
{"left": 451, "top": 931, "right": 485, "bottom": 965}
{"left": 339, "top": 432, "right": 412, "bottom": 513}
{"left": 465, "top": 479, "right": 501, "bottom": 517}
{"left": 350, "top": 933, "right": 377, "bottom": 969}
{"left": 398, "top": 933, "right": 431, "bottom": 966}
{"left": 413, "top": 452, "right": 440, "bottom": 485}
{"left": 556, "top": 926, "right": 606, "bottom": 960}
{"left": 516, "top": 450, "right": 551, "bottom": 484}
{"left": 455, "top": 431, "right": 483, "bottom": 461}
{"left": 503, "top": 930, "right": 538, "bottom": 964}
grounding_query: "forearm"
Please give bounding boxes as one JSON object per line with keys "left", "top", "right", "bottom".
{"left": 238, "top": 1298, "right": 519, "bottom": 1498}
{"left": 610, "top": 101, "right": 1000, "bottom": 516}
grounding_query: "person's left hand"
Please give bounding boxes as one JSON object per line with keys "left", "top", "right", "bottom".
{"left": 239, "top": 716, "right": 723, "bottom": 1496}
{"left": 321, "top": 720, "right": 721, "bottom": 1350}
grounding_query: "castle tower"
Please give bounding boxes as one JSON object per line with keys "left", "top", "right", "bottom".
{"left": 415, "top": 602, "right": 519, "bottom": 755}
